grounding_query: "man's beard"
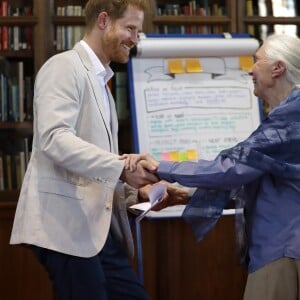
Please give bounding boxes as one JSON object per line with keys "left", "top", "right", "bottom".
{"left": 103, "top": 31, "right": 130, "bottom": 64}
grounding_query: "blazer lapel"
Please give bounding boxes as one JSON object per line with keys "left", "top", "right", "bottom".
{"left": 107, "top": 86, "right": 119, "bottom": 154}
{"left": 73, "top": 43, "right": 114, "bottom": 147}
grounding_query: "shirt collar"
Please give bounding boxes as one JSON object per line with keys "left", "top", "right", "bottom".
{"left": 80, "top": 40, "right": 113, "bottom": 84}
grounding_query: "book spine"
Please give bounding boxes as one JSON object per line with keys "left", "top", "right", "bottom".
{"left": 114, "top": 71, "right": 129, "bottom": 120}
{"left": 0, "top": 154, "right": 4, "bottom": 191}
{"left": 18, "top": 61, "right": 25, "bottom": 122}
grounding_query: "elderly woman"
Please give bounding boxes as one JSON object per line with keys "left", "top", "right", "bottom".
{"left": 123, "top": 34, "right": 300, "bottom": 300}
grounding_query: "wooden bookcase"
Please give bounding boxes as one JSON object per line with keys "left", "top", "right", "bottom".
{"left": 148, "top": 0, "right": 300, "bottom": 40}
{"left": 0, "top": 0, "right": 299, "bottom": 299}
{"left": 237, "top": 0, "right": 300, "bottom": 41}
{"left": 147, "top": 0, "right": 237, "bottom": 34}
{"left": 0, "top": 0, "right": 38, "bottom": 202}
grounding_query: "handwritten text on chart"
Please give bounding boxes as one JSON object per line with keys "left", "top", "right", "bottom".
{"left": 145, "top": 86, "right": 252, "bottom": 112}
{"left": 148, "top": 112, "right": 255, "bottom": 134}
{"left": 146, "top": 112, "right": 255, "bottom": 160}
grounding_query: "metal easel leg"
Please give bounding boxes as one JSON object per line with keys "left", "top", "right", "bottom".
{"left": 135, "top": 219, "right": 144, "bottom": 283}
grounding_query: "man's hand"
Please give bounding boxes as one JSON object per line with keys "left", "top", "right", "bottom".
{"left": 120, "top": 161, "right": 158, "bottom": 189}
{"left": 120, "top": 153, "right": 159, "bottom": 172}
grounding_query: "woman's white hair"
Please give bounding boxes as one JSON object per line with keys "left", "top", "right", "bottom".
{"left": 263, "top": 34, "right": 300, "bottom": 88}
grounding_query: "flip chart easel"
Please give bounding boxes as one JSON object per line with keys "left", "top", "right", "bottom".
{"left": 127, "top": 33, "right": 261, "bottom": 282}
{"left": 128, "top": 34, "right": 262, "bottom": 161}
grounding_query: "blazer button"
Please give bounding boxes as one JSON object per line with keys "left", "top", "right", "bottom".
{"left": 105, "top": 202, "right": 112, "bottom": 210}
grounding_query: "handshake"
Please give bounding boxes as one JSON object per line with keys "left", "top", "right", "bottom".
{"left": 120, "top": 153, "right": 159, "bottom": 188}
{"left": 120, "top": 153, "right": 189, "bottom": 210}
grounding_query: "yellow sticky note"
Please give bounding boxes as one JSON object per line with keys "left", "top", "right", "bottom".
{"left": 170, "top": 151, "right": 180, "bottom": 162}
{"left": 168, "top": 60, "right": 185, "bottom": 74}
{"left": 186, "top": 59, "right": 202, "bottom": 73}
{"left": 186, "top": 149, "right": 198, "bottom": 161}
{"left": 239, "top": 56, "right": 254, "bottom": 71}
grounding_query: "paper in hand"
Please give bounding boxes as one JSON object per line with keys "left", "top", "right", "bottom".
{"left": 136, "top": 183, "right": 167, "bottom": 222}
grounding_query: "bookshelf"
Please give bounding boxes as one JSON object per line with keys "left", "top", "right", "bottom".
{"left": 148, "top": 0, "right": 300, "bottom": 40}
{"left": 52, "top": 0, "right": 85, "bottom": 52}
{"left": 0, "top": 0, "right": 38, "bottom": 200}
{"left": 238, "top": 0, "right": 300, "bottom": 41}
{"left": 147, "top": 0, "right": 237, "bottom": 34}
{"left": 0, "top": 3, "right": 55, "bottom": 300}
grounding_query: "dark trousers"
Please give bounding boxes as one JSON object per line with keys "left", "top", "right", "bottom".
{"left": 32, "top": 232, "right": 150, "bottom": 300}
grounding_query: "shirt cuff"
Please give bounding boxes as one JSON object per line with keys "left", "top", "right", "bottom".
{"left": 157, "top": 160, "right": 177, "bottom": 182}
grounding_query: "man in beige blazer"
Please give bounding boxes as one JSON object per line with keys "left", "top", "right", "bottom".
{"left": 10, "top": 1, "right": 156, "bottom": 299}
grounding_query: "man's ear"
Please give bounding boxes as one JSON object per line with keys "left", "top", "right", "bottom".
{"left": 97, "top": 11, "right": 109, "bottom": 29}
{"left": 272, "top": 61, "right": 285, "bottom": 78}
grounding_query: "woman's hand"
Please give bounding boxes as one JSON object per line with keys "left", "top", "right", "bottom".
{"left": 138, "top": 181, "right": 189, "bottom": 211}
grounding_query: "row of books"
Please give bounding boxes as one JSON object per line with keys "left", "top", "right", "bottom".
{"left": 0, "top": 26, "right": 33, "bottom": 51}
{"left": 157, "top": 1, "right": 226, "bottom": 17}
{"left": 155, "top": 1, "right": 226, "bottom": 34}
{"left": 56, "top": 5, "right": 85, "bottom": 16}
{"left": 246, "top": 0, "right": 297, "bottom": 17}
{"left": 114, "top": 71, "right": 130, "bottom": 120}
{"left": 55, "top": 25, "right": 84, "bottom": 51}
{"left": 246, "top": 0, "right": 298, "bottom": 39}
{"left": 156, "top": 24, "right": 227, "bottom": 34}
{"left": 0, "top": 1, "right": 32, "bottom": 17}
{"left": 0, "top": 136, "right": 31, "bottom": 190}
{"left": 0, "top": 59, "right": 33, "bottom": 122}
{"left": 1, "top": 1, "right": 84, "bottom": 18}
{"left": 0, "top": 151, "right": 26, "bottom": 190}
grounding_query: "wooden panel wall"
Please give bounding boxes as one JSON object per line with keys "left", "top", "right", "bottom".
{"left": 0, "top": 203, "right": 246, "bottom": 300}
{"left": 131, "top": 215, "right": 247, "bottom": 300}
{"left": 0, "top": 202, "right": 55, "bottom": 300}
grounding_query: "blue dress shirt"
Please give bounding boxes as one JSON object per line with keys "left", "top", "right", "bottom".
{"left": 157, "top": 89, "right": 300, "bottom": 273}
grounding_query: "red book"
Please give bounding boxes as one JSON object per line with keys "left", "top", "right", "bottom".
{"left": 1, "top": 26, "right": 8, "bottom": 50}
{"left": 0, "top": 1, "right": 8, "bottom": 50}
{"left": 1, "top": 1, "right": 8, "bottom": 16}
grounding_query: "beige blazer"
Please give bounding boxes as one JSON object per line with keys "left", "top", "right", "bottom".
{"left": 10, "top": 43, "right": 136, "bottom": 257}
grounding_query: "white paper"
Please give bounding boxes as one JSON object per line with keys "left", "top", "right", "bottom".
{"left": 135, "top": 183, "right": 167, "bottom": 222}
